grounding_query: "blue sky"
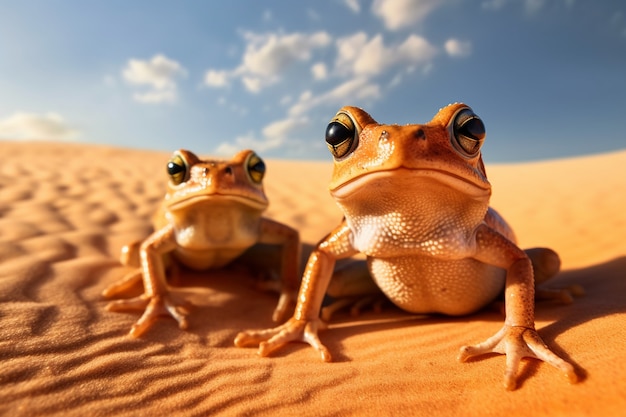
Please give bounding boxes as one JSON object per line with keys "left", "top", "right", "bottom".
{"left": 1, "top": 0, "right": 625, "bottom": 163}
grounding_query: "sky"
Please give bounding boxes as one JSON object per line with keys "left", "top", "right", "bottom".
{"left": 0, "top": 0, "right": 625, "bottom": 163}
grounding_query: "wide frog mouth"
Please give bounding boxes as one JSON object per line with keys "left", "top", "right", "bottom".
{"left": 165, "top": 192, "right": 269, "bottom": 212}
{"left": 330, "top": 167, "right": 491, "bottom": 201}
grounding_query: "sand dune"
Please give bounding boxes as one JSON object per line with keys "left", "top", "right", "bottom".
{"left": 0, "top": 141, "right": 625, "bottom": 416}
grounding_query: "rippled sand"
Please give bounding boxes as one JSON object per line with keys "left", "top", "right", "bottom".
{"left": 1, "top": 141, "right": 625, "bottom": 416}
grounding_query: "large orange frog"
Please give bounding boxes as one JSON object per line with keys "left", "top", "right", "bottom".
{"left": 235, "top": 104, "right": 578, "bottom": 390}
{"left": 103, "top": 149, "right": 299, "bottom": 337}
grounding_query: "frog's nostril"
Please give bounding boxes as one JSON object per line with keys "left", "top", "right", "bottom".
{"left": 415, "top": 129, "right": 426, "bottom": 140}
{"left": 225, "top": 166, "right": 233, "bottom": 175}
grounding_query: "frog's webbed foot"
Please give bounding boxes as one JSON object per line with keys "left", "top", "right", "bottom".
{"left": 106, "top": 293, "right": 191, "bottom": 338}
{"left": 458, "top": 325, "right": 578, "bottom": 390}
{"left": 101, "top": 269, "right": 143, "bottom": 298}
{"left": 234, "top": 318, "right": 331, "bottom": 362}
{"left": 321, "top": 294, "right": 389, "bottom": 322}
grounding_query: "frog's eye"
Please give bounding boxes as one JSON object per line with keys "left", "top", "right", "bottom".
{"left": 167, "top": 152, "right": 188, "bottom": 185}
{"left": 326, "top": 111, "right": 358, "bottom": 159}
{"left": 452, "top": 108, "right": 485, "bottom": 157}
{"left": 246, "top": 152, "right": 266, "bottom": 184}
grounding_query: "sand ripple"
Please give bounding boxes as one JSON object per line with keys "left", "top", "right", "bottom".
{"left": 0, "top": 141, "right": 625, "bottom": 416}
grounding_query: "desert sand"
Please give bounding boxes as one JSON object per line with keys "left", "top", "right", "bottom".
{"left": 0, "top": 140, "right": 625, "bottom": 417}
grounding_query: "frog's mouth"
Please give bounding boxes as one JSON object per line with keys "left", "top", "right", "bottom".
{"left": 331, "top": 168, "right": 491, "bottom": 200}
{"left": 166, "top": 193, "right": 268, "bottom": 212}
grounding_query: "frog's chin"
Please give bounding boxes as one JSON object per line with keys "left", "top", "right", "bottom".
{"left": 166, "top": 193, "right": 268, "bottom": 212}
{"left": 330, "top": 168, "right": 491, "bottom": 201}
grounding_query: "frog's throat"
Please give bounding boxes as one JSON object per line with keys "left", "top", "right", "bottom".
{"left": 166, "top": 194, "right": 268, "bottom": 212}
{"left": 330, "top": 168, "right": 491, "bottom": 200}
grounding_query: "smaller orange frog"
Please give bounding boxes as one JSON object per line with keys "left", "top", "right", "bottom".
{"left": 103, "top": 149, "right": 300, "bottom": 337}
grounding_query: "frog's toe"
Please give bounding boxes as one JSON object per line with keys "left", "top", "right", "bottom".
{"left": 105, "top": 295, "right": 150, "bottom": 312}
{"left": 128, "top": 295, "right": 190, "bottom": 337}
{"left": 460, "top": 325, "right": 578, "bottom": 390}
{"left": 236, "top": 318, "right": 331, "bottom": 361}
{"left": 234, "top": 328, "right": 276, "bottom": 347}
{"left": 102, "top": 270, "right": 143, "bottom": 298}
{"left": 107, "top": 294, "right": 190, "bottom": 337}
{"left": 458, "top": 325, "right": 505, "bottom": 362}
{"left": 523, "top": 330, "right": 578, "bottom": 384}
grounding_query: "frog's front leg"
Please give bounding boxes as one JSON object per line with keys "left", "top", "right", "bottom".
{"left": 458, "top": 224, "right": 578, "bottom": 390}
{"left": 106, "top": 224, "right": 190, "bottom": 337}
{"left": 257, "top": 218, "right": 301, "bottom": 323}
{"left": 235, "top": 221, "right": 358, "bottom": 361}
{"left": 101, "top": 241, "right": 143, "bottom": 298}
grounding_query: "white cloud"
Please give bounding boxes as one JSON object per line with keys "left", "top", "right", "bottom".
{"left": 0, "top": 112, "right": 79, "bottom": 141}
{"left": 215, "top": 116, "right": 309, "bottom": 155}
{"left": 204, "top": 31, "right": 332, "bottom": 93}
{"left": 262, "top": 117, "right": 309, "bottom": 139}
{"left": 204, "top": 70, "right": 230, "bottom": 88}
{"left": 335, "top": 32, "right": 437, "bottom": 77}
{"left": 289, "top": 77, "right": 381, "bottom": 116}
{"left": 444, "top": 38, "right": 472, "bottom": 57}
{"left": 122, "top": 54, "right": 186, "bottom": 104}
{"left": 132, "top": 90, "right": 177, "bottom": 104}
{"left": 242, "top": 76, "right": 263, "bottom": 93}
{"left": 371, "top": 0, "right": 446, "bottom": 31}
{"left": 311, "top": 62, "right": 328, "bottom": 80}
{"left": 344, "top": 0, "right": 361, "bottom": 13}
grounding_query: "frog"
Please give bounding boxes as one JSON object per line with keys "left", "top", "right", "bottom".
{"left": 235, "top": 104, "right": 578, "bottom": 390}
{"left": 103, "top": 149, "right": 300, "bottom": 338}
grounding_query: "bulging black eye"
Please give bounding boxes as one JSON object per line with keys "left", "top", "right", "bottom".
{"left": 325, "top": 112, "right": 358, "bottom": 159}
{"left": 453, "top": 108, "right": 485, "bottom": 157}
{"left": 246, "top": 152, "right": 266, "bottom": 184}
{"left": 167, "top": 153, "right": 188, "bottom": 185}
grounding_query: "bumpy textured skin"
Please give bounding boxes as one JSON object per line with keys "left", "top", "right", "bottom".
{"left": 103, "top": 149, "right": 300, "bottom": 337}
{"left": 236, "top": 104, "right": 577, "bottom": 390}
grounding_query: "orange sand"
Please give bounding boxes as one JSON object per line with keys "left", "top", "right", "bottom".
{"left": 0, "top": 141, "right": 625, "bottom": 416}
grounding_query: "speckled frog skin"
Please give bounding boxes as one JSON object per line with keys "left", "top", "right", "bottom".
{"left": 103, "top": 149, "right": 300, "bottom": 338}
{"left": 236, "top": 104, "right": 578, "bottom": 390}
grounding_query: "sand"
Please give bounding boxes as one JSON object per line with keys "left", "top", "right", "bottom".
{"left": 0, "top": 140, "right": 625, "bottom": 417}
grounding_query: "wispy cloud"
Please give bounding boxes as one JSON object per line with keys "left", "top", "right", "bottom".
{"left": 288, "top": 77, "right": 381, "bottom": 117}
{"left": 335, "top": 32, "right": 437, "bottom": 77}
{"left": 444, "top": 38, "right": 472, "bottom": 58}
{"left": 204, "top": 31, "right": 332, "bottom": 93}
{"left": 344, "top": 0, "right": 361, "bottom": 13}
{"left": 122, "top": 54, "right": 187, "bottom": 104}
{"left": 215, "top": 116, "right": 310, "bottom": 155}
{"left": 206, "top": 9, "right": 468, "bottom": 155}
{"left": 371, "top": 0, "right": 447, "bottom": 31}
{"left": 311, "top": 62, "right": 328, "bottom": 80}
{"left": 0, "top": 112, "right": 79, "bottom": 141}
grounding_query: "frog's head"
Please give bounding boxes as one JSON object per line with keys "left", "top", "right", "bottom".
{"left": 163, "top": 149, "right": 269, "bottom": 213}
{"left": 325, "top": 103, "right": 491, "bottom": 201}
